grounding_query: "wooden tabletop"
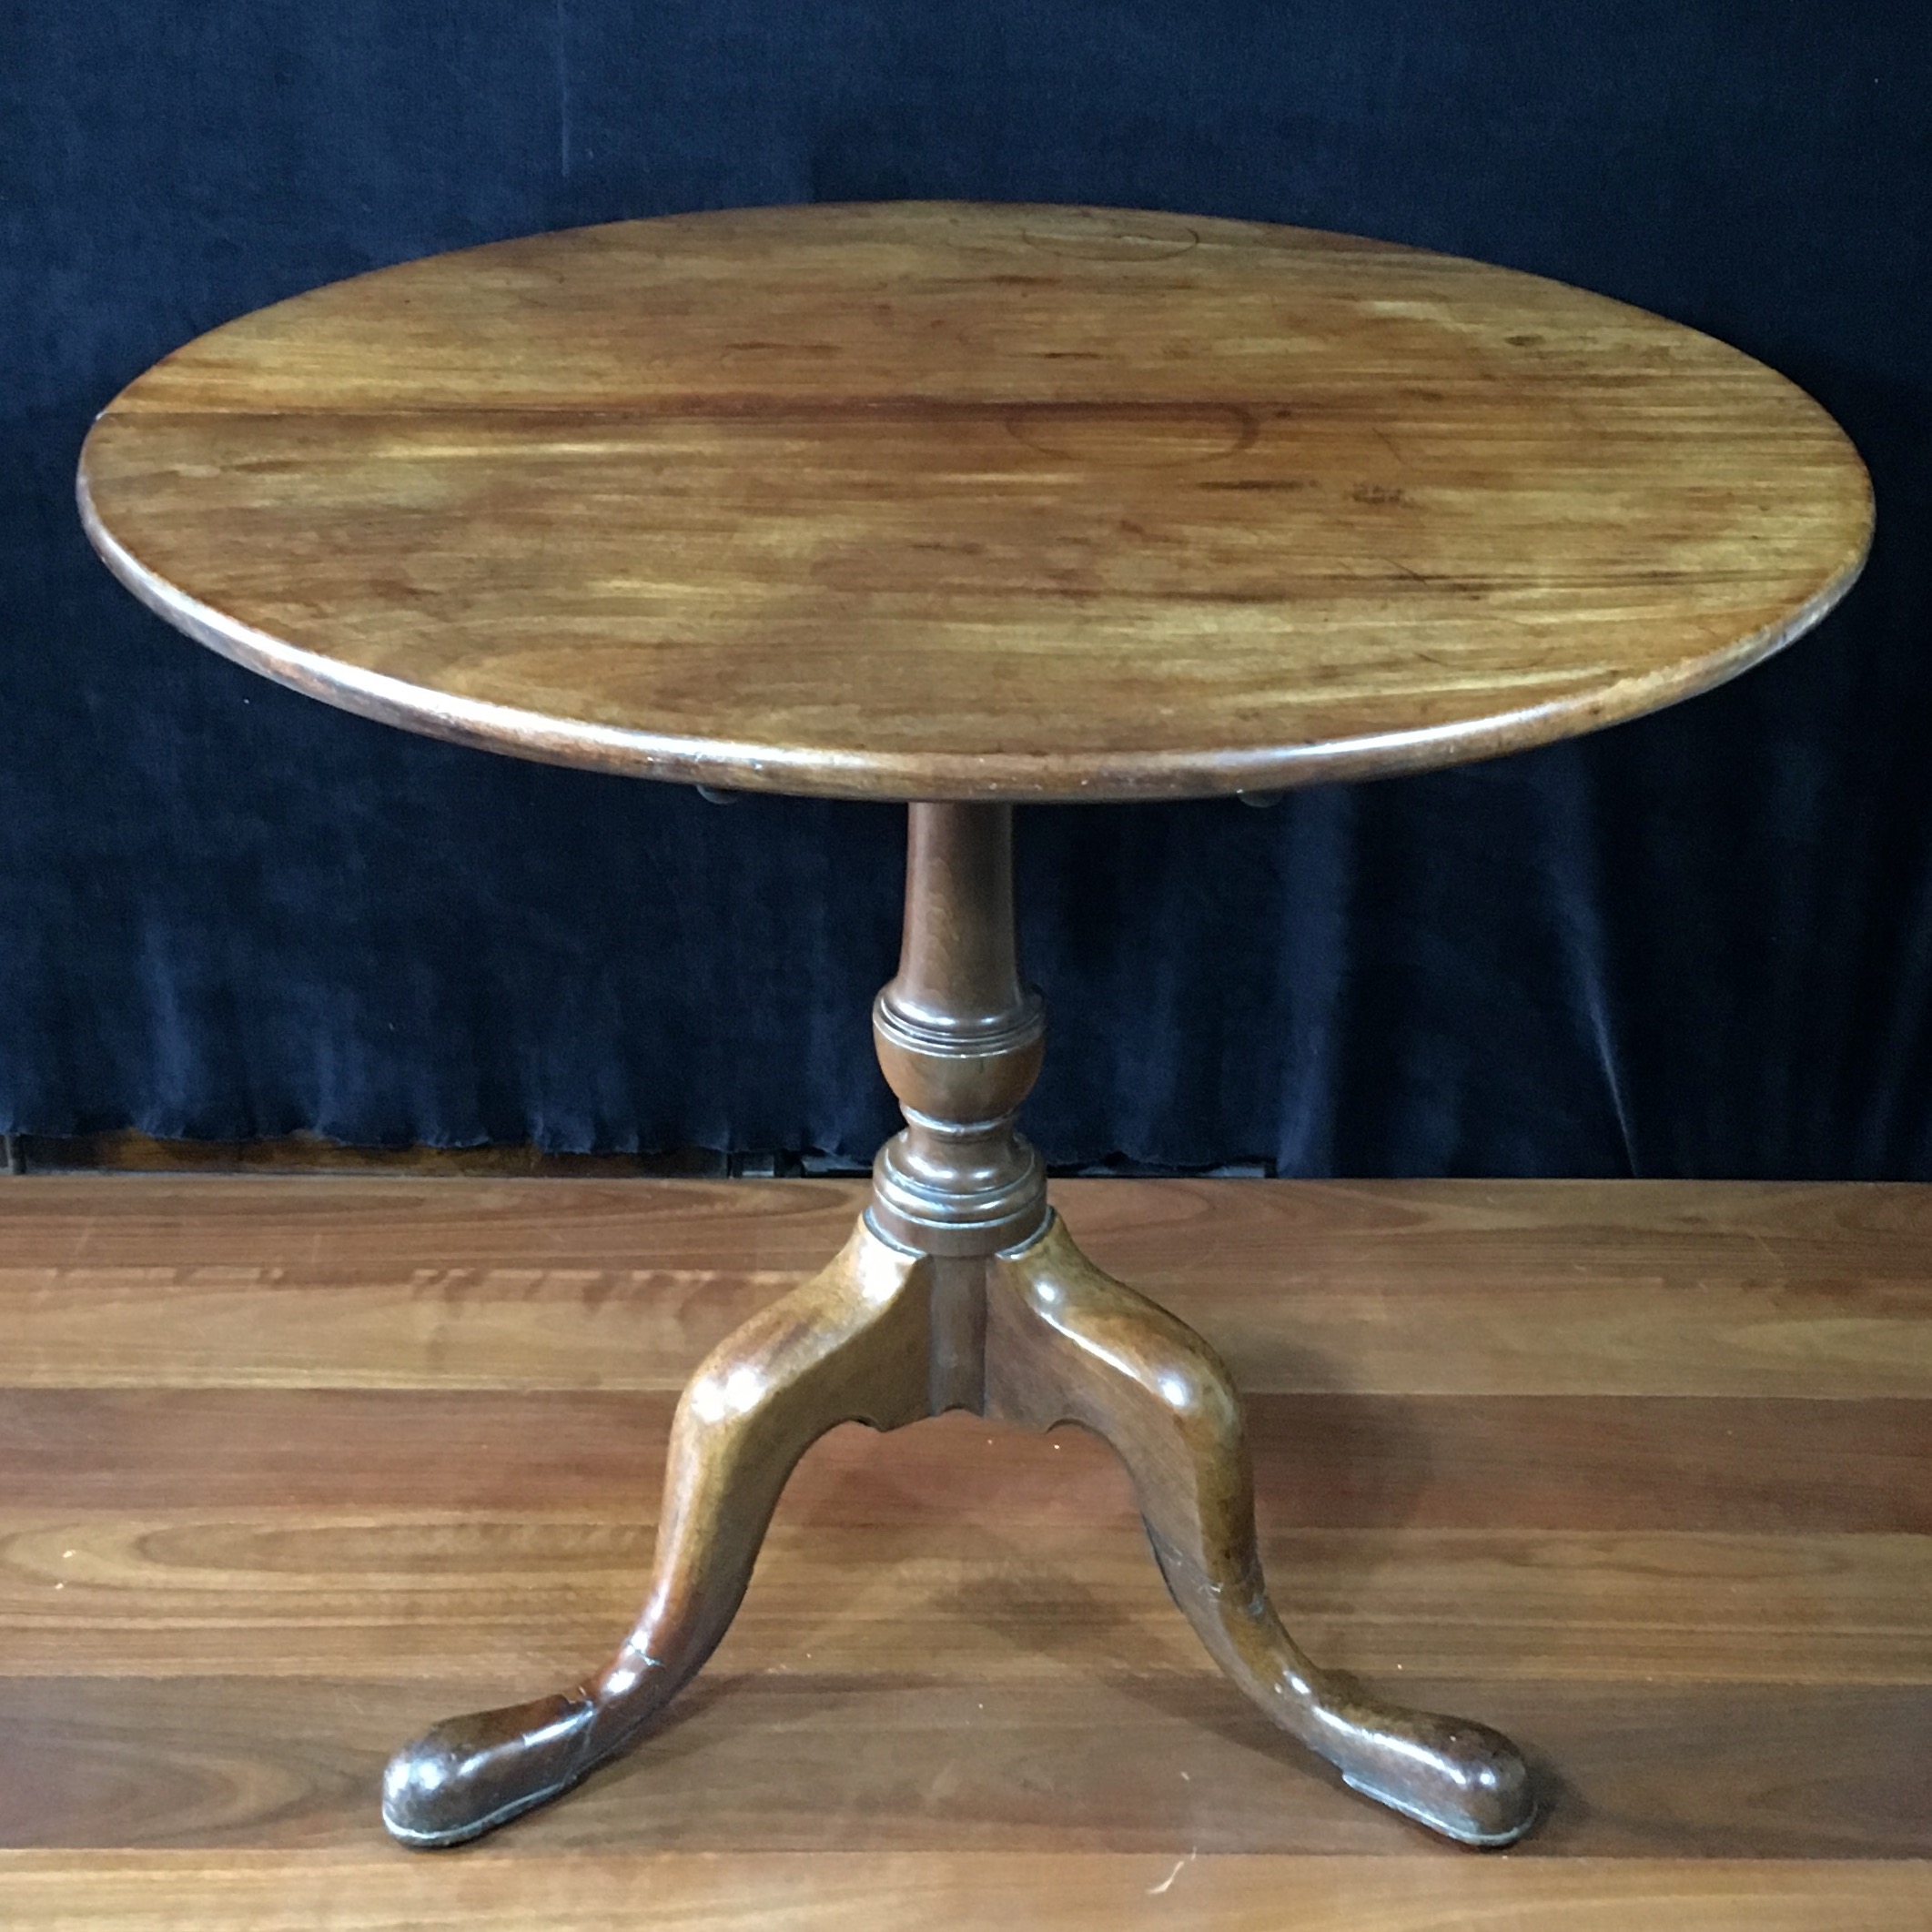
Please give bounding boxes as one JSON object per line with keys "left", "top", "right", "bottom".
{"left": 79, "top": 202, "right": 1872, "bottom": 801}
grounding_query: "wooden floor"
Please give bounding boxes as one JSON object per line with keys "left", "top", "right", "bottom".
{"left": 2, "top": 1176, "right": 1928, "bottom": 1927}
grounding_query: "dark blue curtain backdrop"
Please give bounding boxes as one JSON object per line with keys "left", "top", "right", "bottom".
{"left": 3, "top": 3, "right": 1928, "bottom": 1174}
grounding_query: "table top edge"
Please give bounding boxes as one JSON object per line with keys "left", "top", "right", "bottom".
{"left": 79, "top": 460, "right": 1871, "bottom": 804}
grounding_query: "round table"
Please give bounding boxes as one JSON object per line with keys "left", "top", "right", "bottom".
{"left": 79, "top": 201, "right": 1871, "bottom": 1852}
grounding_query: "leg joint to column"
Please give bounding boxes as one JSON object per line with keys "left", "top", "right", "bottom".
{"left": 866, "top": 1135, "right": 1049, "bottom": 1258}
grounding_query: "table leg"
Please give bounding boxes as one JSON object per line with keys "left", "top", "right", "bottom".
{"left": 380, "top": 1218, "right": 933, "bottom": 1846}
{"left": 381, "top": 799, "right": 1534, "bottom": 1849}
{"left": 986, "top": 1212, "right": 1536, "bottom": 1846}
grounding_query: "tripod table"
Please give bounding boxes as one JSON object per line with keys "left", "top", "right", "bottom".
{"left": 78, "top": 201, "right": 1871, "bottom": 1851}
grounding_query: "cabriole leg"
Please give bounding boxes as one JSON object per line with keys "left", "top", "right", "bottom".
{"left": 986, "top": 1214, "right": 1536, "bottom": 1847}
{"left": 382, "top": 1219, "right": 933, "bottom": 1846}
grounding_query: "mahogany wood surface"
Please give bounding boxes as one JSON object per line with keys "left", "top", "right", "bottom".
{"left": 2, "top": 1174, "right": 1927, "bottom": 1922}
{"left": 986, "top": 1215, "right": 1530, "bottom": 1845}
{"left": 78, "top": 202, "right": 1871, "bottom": 800}
{"left": 370, "top": 797, "right": 1532, "bottom": 1853}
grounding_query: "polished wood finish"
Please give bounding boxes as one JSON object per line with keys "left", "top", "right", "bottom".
{"left": 868, "top": 803, "right": 1047, "bottom": 1259}
{"left": 2, "top": 1174, "right": 1929, "bottom": 1925}
{"left": 79, "top": 201, "right": 1871, "bottom": 801}
{"left": 67, "top": 200, "right": 1885, "bottom": 1890}
{"left": 987, "top": 1218, "right": 1530, "bottom": 1844}
{"left": 378, "top": 801, "right": 1528, "bottom": 1847}
{"left": 382, "top": 1219, "right": 933, "bottom": 1846}
{"left": 376, "top": 1218, "right": 1533, "bottom": 1848}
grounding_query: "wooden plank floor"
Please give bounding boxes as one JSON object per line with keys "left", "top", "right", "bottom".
{"left": 1, "top": 1175, "right": 1928, "bottom": 1927}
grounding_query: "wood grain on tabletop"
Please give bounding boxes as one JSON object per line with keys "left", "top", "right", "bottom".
{"left": 1, "top": 1175, "right": 1928, "bottom": 1923}
{"left": 77, "top": 202, "right": 1872, "bottom": 800}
